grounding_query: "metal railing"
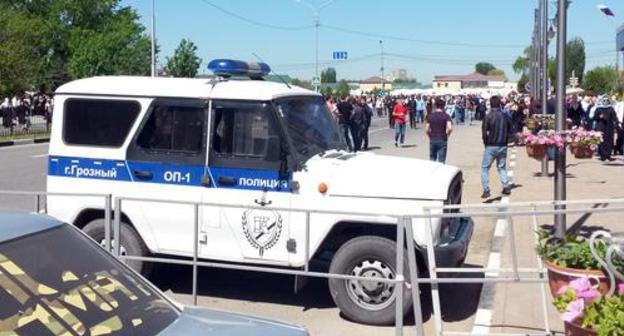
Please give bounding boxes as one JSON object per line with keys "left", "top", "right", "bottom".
{"left": 0, "top": 115, "right": 50, "bottom": 140}
{"left": 2, "top": 190, "right": 623, "bottom": 336}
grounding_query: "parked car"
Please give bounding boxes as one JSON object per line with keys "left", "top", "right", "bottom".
{"left": 0, "top": 212, "right": 308, "bottom": 336}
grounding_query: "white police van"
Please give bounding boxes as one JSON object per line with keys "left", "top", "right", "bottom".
{"left": 47, "top": 59, "right": 473, "bottom": 325}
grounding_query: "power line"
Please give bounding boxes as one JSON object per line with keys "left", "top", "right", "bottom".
{"left": 198, "top": 0, "right": 313, "bottom": 31}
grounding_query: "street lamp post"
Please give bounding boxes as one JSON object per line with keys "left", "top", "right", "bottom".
{"left": 380, "top": 40, "right": 385, "bottom": 92}
{"left": 151, "top": 0, "right": 156, "bottom": 77}
{"left": 294, "top": 0, "right": 335, "bottom": 92}
{"left": 554, "top": 0, "right": 568, "bottom": 238}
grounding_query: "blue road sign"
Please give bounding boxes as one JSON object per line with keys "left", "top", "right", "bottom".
{"left": 332, "top": 51, "right": 348, "bottom": 60}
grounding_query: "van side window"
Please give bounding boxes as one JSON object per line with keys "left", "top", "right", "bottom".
{"left": 127, "top": 101, "right": 207, "bottom": 165}
{"left": 210, "top": 102, "right": 282, "bottom": 169}
{"left": 137, "top": 106, "right": 204, "bottom": 153}
{"left": 63, "top": 99, "right": 140, "bottom": 147}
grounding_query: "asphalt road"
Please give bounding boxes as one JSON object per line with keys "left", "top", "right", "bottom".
{"left": 0, "top": 117, "right": 496, "bottom": 335}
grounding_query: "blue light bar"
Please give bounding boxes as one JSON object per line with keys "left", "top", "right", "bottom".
{"left": 207, "top": 59, "right": 271, "bottom": 79}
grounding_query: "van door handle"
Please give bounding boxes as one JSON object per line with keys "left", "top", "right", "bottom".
{"left": 218, "top": 176, "right": 237, "bottom": 186}
{"left": 133, "top": 170, "right": 153, "bottom": 180}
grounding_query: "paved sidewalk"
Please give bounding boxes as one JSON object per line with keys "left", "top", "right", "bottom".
{"left": 487, "top": 147, "right": 624, "bottom": 335}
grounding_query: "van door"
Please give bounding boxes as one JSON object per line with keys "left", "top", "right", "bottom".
{"left": 126, "top": 99, "right": 209, "bottom": 256}
{"left": 201, "top": 100, "right": 293, "bottom": 264}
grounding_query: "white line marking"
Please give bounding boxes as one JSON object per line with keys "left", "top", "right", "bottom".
{"left": 507, "top": 171, "right": 514, "bottom": 177}
{"left": 0, "top": 143, "right": 48, "bottom": 151}
{"left": 494, "top": 219, "right": 507, "bottom": 237}
{"left": 472, "top": 309, "right": 493, "bottom": 334}
{"left": 485, "top": 252, "right": 502, "bottom": 277}
{"left": 31, "top": 154, "right": 47, "bottom": 158}
{"left": 509, "top": 161, "right": 515, "bottom": 168}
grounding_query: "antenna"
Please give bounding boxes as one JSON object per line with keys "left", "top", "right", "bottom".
{"left": 252, "top": 53, "right": 291, "bottom": 89}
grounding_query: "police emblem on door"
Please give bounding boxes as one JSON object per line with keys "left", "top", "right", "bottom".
{"left": 242, "top": 209, "right": 283, "bottom": 257}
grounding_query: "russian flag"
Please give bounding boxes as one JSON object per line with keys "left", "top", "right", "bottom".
{"left": 598, "top": 4, "right": 615, "bottom": 17}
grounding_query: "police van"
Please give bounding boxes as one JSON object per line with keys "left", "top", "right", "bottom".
{"left": 47, "top": 59, "right": 473, "bottom": 325}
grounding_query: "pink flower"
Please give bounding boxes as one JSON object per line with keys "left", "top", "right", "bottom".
{"left": 562, "top": 299, "right": 585, "bottom": 322}
{"left": 570, "top": 277, "right": 593, "bottom": 293}
{"left": 538, "top": 137, "right": 546, "bottom": 145}
{"left": 577, "top": 289, "right": 601, "bottom": 304}
{"left": 557, "top": 285, "right": 570, "bottom": 296}
{"left": 619, "top": 283, "right": 624, "bottom": 295}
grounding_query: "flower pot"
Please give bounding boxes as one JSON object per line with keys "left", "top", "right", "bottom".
{"left": 573, "top": 146, "right": 594, "bottom": 159}
{"left": 526, "top": 144, "right": 547, "bottom": 160}
{"left": 564, "top": 320, "right": 597, "bottom": 336}
{"left": 545, "top": 260, "right": 611, "bottom": 297}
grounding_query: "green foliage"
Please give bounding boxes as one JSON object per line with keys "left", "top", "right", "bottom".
{"left": 334, "top": 80, "right": 350, "bottom": 97}
{"left": 0, "top": 0, "right": 153, "bottom": 95}
{"left": 320, "top": 85, "right": 333, "bottom": 97}
{"left": 290, "top": 78, "right": 312, "bottom": 90}
{"left": 535, "top": 228, "right": 624, "bottom": 270}
{"left": 487, "top": 69, "right": 505, "bottom": 76}
{"left": 320, "top": 67, "right": 336, "bottom": 83}
{"left": 513, "top": 46, "right": 532, "bottom": 75}
{"left": 164, "top": 39, "right": 201, "bottom": 78}
{"left": 475, "top": 62, "right": 496, "bottom": 75}
{"left": 583, "top": 66, "right": 617, "bottom": 95}
{"left": 567, "top": 37, "right": 586, "bottom": 84}
{"left": 583, "top": 295, "right": 624, "bottom": 335}
{"left": 517, "top": 74, "right": 529, "bottom": 93}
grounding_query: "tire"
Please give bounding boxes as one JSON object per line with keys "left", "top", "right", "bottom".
{"left": 82, "top": 219, "right": 151, "bottom": 276}
{"left": 328, "top": 236, "right": 412, "bottom": 325}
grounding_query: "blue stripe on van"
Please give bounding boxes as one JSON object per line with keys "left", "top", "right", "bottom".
{"left": 47, "top": 156, "right": 291, "bottom": 192}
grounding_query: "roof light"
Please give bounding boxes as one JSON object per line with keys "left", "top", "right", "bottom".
{"left": 207, "top": 59, "right": 271, "bottom": 79}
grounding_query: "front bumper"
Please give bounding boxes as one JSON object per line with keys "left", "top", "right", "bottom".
{"left": 427, "top": 217, "right": 474, "bottom": 268}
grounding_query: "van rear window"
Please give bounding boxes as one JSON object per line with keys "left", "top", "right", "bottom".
{"left": 63, "top": 99, "right": 141, "bottom": 147}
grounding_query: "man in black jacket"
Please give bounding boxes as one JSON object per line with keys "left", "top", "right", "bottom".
{"left": 481, "top": 96, "right": 513, "bottom": 199}
{"left": 336, "top": 96, "right": 354, "bottom": 151}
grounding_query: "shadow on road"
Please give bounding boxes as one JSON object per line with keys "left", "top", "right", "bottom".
{"left": 148, "top": 261, "right": 484, "bottom": 325}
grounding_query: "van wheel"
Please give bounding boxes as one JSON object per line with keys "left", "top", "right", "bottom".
{"left": 82, "top": 219, "right": 151, "bottom": 276}
{"left": 328, "top": 236, "right": 412, "bottom": 325}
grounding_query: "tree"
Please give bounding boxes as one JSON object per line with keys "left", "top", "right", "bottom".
{"left": 334, "top": 80, "right": 351, "bottom": 97}
{"left": 583, "top": 66, "right": 617, "bottom": 95}
{"left": 517, "top": 74, "right": 529, "bottom": 93}
{"left": 566, "top": 37, "right": 586, "bottom": 84}
{"left": 475, "top": 62, "right": 496, "bottom": 75}
{"left": 513, "top": 47, "right": 532, "bottom": 75}
{"left": 320, "top": 85, "right": 333, "bottom": 97}
{"left": 487, "top": 69, "right": 505, "bottom": 76}
{"left": 290, "top": 78, "right": 312, "bottom": 90}
{"left": 0, "top": 0, "right": 153, "bottom": 94}
{"left": 164, "top": 39, "right": 202, "bottom": 78}
{"left": 321, "top": 67, "right": 336, "bottom": 83}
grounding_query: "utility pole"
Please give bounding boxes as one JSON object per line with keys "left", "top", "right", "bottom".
{"left": 541, "top": 0, "right": 549, "bottom": 114}
{"left": 151, "top": 0, "right": 156, "bottom": 77}
{"left": 554, "top": 0, "right": 568, "bottom": 238}
{"left": 532, "top": 9, "right": 540, "bottom": 98}
{"left": 380, "top": 40, "right": 385, "bottom": 92}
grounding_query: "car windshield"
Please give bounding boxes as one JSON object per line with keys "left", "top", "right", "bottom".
{"left": 0, "top": 225, "right": 178, "bottom": 336}
{"left": 275, "top": 96, "right": 346, "bottom": 161}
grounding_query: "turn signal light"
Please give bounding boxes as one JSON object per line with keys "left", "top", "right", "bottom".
{"left": 318, "top": 183, "right": 328, "bottom": 194}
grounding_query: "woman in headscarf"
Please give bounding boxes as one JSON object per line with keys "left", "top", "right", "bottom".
{"left": 593, "top": 98, "right": 619, "bottom": 161}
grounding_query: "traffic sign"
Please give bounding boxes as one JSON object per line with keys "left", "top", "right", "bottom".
{"left": 332, "top": 51, "right": 348, "bottom": 60}
{"left": 312, "top": 77, "right": 320, "bottom": 86}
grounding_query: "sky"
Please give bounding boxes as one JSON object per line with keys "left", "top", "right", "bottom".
{"left": 121, "top": 0, "right": 622, "bottom": 84}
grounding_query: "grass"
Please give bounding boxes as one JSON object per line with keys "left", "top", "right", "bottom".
{"left": 0, "top": 130, "right": 50, "bottom": 142}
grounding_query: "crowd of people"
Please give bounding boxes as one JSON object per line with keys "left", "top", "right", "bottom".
{"left": 325, "top": 90, "right": 624, "bottom": 198}
{"left": 0, "top": 94, "right": 54, "bottom": 135}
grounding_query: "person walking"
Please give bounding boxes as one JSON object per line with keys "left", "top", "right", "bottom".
{"left": 392, "top": 99, "right": 408, "bottom": 147}
{"left": 593, "top": 100, "right": 619, "bottom": 161}
{"left": 409, "top": 97, "right": 417, "bottom": 129}
{"left": 350, "top": 97, "right": 367, "bottom": 152}
{"left": 375, "top": 98, "right": 384, "bottom": 117}
{"left": 336, "top": 96, "right": 354, "bottom": 152}
{"left": 481, "top": 96, "right": 513, "bottom": 199}
{"left": 426, "top": 98, "right": 453, "bottom": 163}
{"left": 361, "top": 97, "right": 373, "bottom": 150}
{"left": 415, "top": 95, "right": 425, "bottom": 124}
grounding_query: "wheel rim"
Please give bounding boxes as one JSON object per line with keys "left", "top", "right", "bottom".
{"left": 99, "top": 239, "right": 128, "bottom": 256}
{"left": 346, "top": 259, "right": 397, "bottom": 311}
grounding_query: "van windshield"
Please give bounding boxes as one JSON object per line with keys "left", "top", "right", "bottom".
{"left": 275, "top": 96, "right": 346, "bottom": 161}
{"left": 0, "top": 225, "right": 178, "bottom": 336}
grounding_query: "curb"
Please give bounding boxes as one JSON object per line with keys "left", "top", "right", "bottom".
{"left": 0, "top": 138, "right": 50, "bottom": 148}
